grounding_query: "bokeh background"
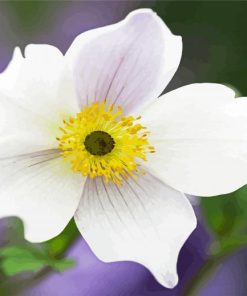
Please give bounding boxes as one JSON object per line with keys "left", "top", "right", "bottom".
{"left": 0, "top": 1, "right": 247, "bottom": 295}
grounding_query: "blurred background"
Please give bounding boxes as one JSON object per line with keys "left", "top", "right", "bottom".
{"left": 0, "top": 1, "right": 247, "bottom": 295}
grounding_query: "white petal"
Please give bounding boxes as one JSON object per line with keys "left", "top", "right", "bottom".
{"left": 66, "top": 9, "right": 182, "bottom": 113}
{"left": 0, "top": 45, "right": 79, "bottom": 126}
{"left": 141, "top": 83, "right": 247, "bottom": 196}
{"left": 0, "top": 153, "right": 84, "bottom": 242}
{"left": 75, "top": 173, "right": 196, "bottom": 288}
{"left": 0, "top": 94, "right": 58, "bottom": 156}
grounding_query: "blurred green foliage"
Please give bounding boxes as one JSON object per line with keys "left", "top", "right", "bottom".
{"left": 0, "top": 246, "right": 47, "bottom": 276}
{"left": 0, "top": 245, "right": 74, "bottom": 276}
{"left": 0, "top": 219, "right": 78, "bottom": 277}
{"left": 45, "top": 219, "right": 79, "bottom": 257}
{"left": 5, "top": 1, "right": 57, "bottom": 31}
{"left": 154, "top": 2, "right": 247, "bottom": 95}
{"left": 201, "top": 186, "right": 247, "bottom": 256}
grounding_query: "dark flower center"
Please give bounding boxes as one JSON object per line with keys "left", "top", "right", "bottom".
{"left": 84, "top": 131, "right": 115, "bottom": 156}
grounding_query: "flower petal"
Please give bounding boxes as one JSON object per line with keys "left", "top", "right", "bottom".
{"left": 0, "top": 45, "right": 79, "bottom": 125}
{"left": 141, "top": 83, "right": 247, "bottom": 196}
{"left": 75, "top": 173, "right": 196, "bottom": 288}
{"left": 66, "top": 9, "right": 182, "bottom": 113}
{"left": 0, "top": 94, "right": 58, "bottom": 156}
{"left": 0, "top": 154, "right": 84, "bottom": 242}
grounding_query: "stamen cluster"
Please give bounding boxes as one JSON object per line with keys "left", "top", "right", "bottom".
{"left": 57, "top": 100, "right": 155, "bottom": 185}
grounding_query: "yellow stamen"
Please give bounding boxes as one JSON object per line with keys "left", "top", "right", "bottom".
{"left": 57, "top": 100, "right": 155, "bottom": 185}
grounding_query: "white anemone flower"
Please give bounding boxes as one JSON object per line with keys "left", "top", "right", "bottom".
{"left": 0, "top": 9, "right": 247, "bottom": 289}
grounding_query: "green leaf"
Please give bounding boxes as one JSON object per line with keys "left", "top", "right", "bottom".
{"left": 0, "top": 245, "right": 75, "bottom": 276}
{"left": 2, "top": 257, "right": 45, "bottom": 276}
{"left": 0, "top": 246, "right": 47, "bottom": 275}
{"left": 0, "top": 219, "right": 79, "bottom": 276}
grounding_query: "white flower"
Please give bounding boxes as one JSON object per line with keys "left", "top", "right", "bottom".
{"left": 0, "top": 9, "right": 247, "bottom": 288}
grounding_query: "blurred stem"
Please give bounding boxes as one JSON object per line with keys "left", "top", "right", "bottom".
{"left": 182, "top": 245, "right": 243, "bottom": 296}
{"left": 181, "top": 255, "right": 220, "bottom": 296}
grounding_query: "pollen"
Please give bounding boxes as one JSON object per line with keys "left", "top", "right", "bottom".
{"left": 57, "top": 100, "right": 155, "bottom": 185}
